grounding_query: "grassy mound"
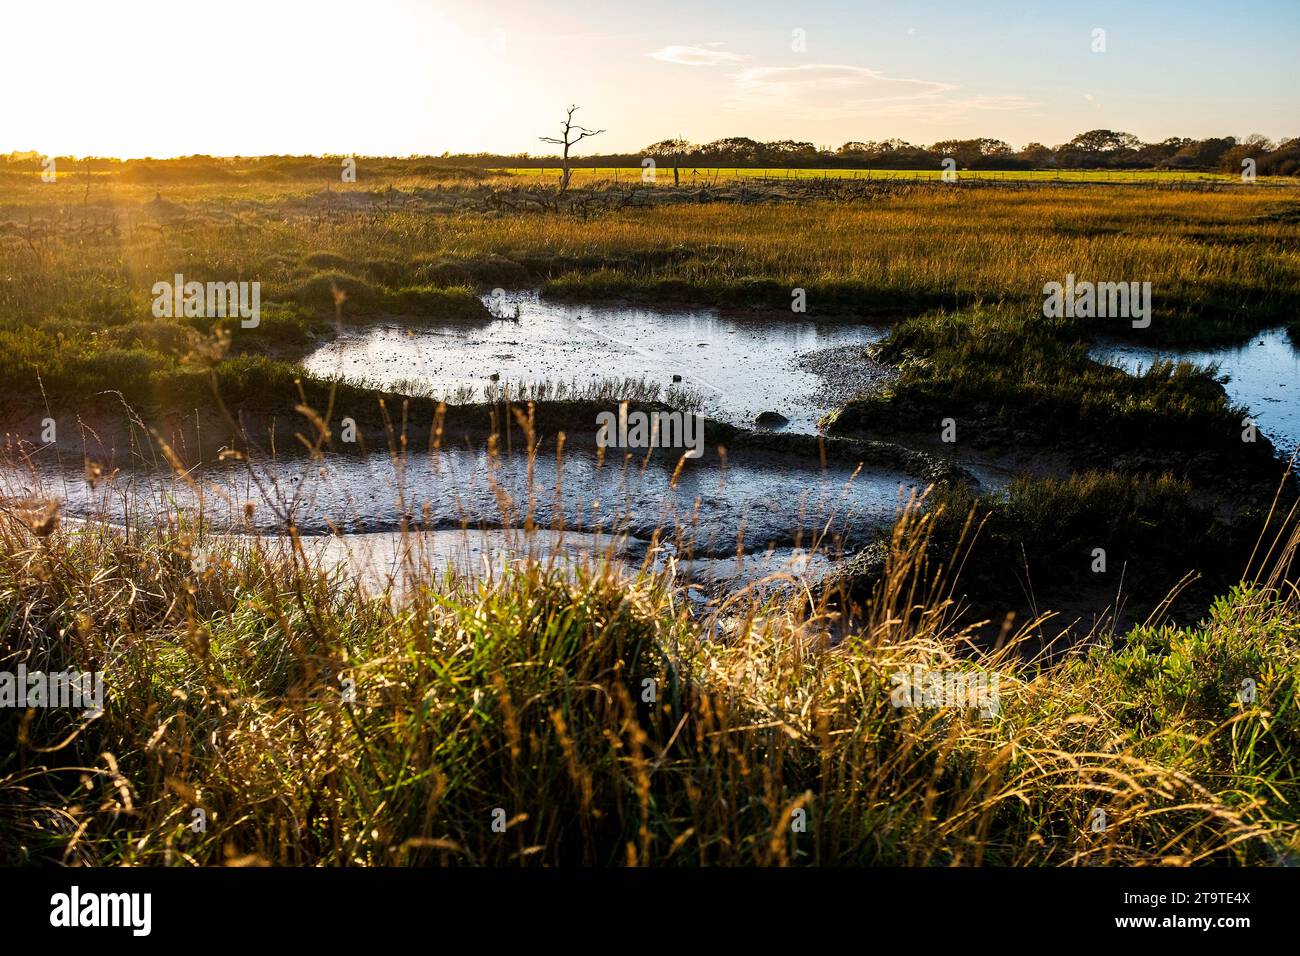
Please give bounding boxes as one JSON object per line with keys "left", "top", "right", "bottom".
{"left": 825, "top": 305, "right": 1285, "bottom": 487}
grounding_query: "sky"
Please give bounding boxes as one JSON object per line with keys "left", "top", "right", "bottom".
{"left": 1, "top": 0, "right": 1295, "bottom": 158}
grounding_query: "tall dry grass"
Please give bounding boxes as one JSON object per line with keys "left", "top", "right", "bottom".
{"left": 1, "top": 438, "right": 1297, "bottom": 866}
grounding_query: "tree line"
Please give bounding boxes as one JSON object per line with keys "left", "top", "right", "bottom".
{"left": 441, "top": 129, "right": 1298, "bottom": 175}
{"left": 6, "top": 129, "right": 1297, "bottom": 175}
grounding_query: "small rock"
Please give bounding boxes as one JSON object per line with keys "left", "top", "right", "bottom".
{"left": 755, "top": 411, "right": 789, "bottom": 429}
{"left": 672, "top": 374, "right": 683, "bottom": 383}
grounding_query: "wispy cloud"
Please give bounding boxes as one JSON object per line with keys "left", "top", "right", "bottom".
{"left": 647, "top": 43, "right": 744, "bottom": 66}
{"left": 726, "top": 63, "right": 1036, "bottom": 122}
{"left": 731, "top": 64, "right": 953, "bottom": 108}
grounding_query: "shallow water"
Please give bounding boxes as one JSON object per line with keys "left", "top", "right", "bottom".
{"left": 14, "top": 444, "right": 915, "bottom": 557}
{"left": 16, "top": 295, "right": 909, "bottom": 591}
{"left": 51, "top": 515, "right": 840, "bottom": 605}
{"left": 1091, "top": 327, "right": 1300, "bottom": 456}
{"left": 300, "top": 290, "right": 887, "bottom": 433}
{"left": 288, "top": 529, "right": 838, "bottom": 599}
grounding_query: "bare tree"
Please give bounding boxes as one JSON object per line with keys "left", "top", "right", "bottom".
{"left": 539, "top": 105, "right": 605, "bottom": 192}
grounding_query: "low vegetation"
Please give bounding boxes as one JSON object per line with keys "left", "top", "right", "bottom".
{"left": 3, "top": 176, "right": 1298, "bottom": 420}
{"left": 825, "top": 305, "right": 1278, "bottom": 471}
{"left": 2, "top": 491, "right": 1297, "bottom": 866}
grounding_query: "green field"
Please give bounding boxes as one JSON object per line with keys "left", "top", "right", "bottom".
{"left": 493, "top": 166, "right": 1288, "bottom": 185}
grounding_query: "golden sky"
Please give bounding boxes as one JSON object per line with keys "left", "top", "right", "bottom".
{"left": 3, "top": 0, "right": 1294, "bottom": 158}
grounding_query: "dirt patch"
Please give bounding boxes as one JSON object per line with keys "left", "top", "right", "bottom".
{"left": 798, "top": 343, "right": 899, "bottom": 411}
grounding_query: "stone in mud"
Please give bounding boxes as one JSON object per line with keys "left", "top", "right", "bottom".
{"left": 754, "top": 411, "right": 789, "bottom": 429}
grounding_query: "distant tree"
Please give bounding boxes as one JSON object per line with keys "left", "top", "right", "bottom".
{"left": 1169, "top": 136, "right": 1236, "bottom": 169}
{"left": 1058, "top": 129, "right": 1142, "bottom": 167}
{"left": 1220, "top": 134, "right": 1275, "bottom": 175}
{"left": 539, "top": 105, "right": 605, "bottom": 191}
{"left": 930, "top": 139, "right": 976, "bottom": 167}
{"left": 1134, "top": 137, "right": 1191, "bottom": 167}
{"left": 643, "top": 138, "right": 695, "bottom": 184}
{"left": 880, "top": 140, "right": 937, "bottom": 168}
{"left": 698, "top": 137, "right": 764, "bottom": 164}
{"left": 837, "top": 141, "right": 873, "bottom": 155}
{"left": 1261, "top": 137, "right": 1300, "bottom": 176}
{"left": 1017, "top": 142, "right": 1055, "bottom": 167}
{"left": 763, "top": 140, "right": 819, "bottom": 164}
{"left": 930, "top": 138, "right": 1011, "bottom": 168}
{"left": 1073, "top": 129, "right": 1142, "bottom": 153}
{"left": 869, "top": 138, "right": 916, "bottom": 155}
{"left": 1240, "top": 133, "right": 1276, "bottom": 152}
{"left": 978, "top": 138, "right": 1013, "bottom": 156}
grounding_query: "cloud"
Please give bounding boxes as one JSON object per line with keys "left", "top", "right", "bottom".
{"left": 731, "top": 64, "right": 953, "bottom": 106}
{"left": 647, "top": 43, "right": 743, "bottom": 66}
{"left": 725, "top": 63, "right": 1036, "bottom": 122}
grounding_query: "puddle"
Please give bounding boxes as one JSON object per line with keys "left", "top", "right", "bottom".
{"left": 1091, "top": 327, "right": 1300, "bottom": 456}
{"left": 298, "top": 529, "right": 840, "bottom": 600}
{"left": 47, "top": 516, "right": 845, "bottom": 607}
{"left": 13, "top": 294, "right": 914, "bottom": 593}
{"left": 51, "top": 518, "right": 619, "bottom": 596}
{"left": 11, "top": 445, "right": 916, "bottom": 557}
{"left": 300, "top": 290, "right": 887, "bottom": 433}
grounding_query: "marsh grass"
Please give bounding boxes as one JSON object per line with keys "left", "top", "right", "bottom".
{"left": 479, "top": 377, "right": 704, "bottom": 411}
{"left": 1, "top": 424, "right": 1298, "bottom": 866}
{"left": 284, "top": 374, "right": 705, "bottom": 425}
{"left": 3, "top": 178, "right": 1298, "bottom": 414}
{"left": 2, "top": 167, "right": 1300, "bottom": 867}
{"left": 915, "top": 473, "right": 1251, "bottom": 635}
{"left": 825, "top": 304, "right": 1281, "bottom": 474}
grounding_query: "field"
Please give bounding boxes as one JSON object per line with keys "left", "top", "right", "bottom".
{"left": 495, "top": 166, "right": 1294, "bottom": 185}
{"left": 3, "top": 164, "right": 1300, "bottom": 868}
{"left": 4, "top": 172, "right": 1299, "bottom": 365}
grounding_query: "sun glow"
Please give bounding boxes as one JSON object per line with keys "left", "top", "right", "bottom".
{"left": 0, "top": 0, "right": 510, "bottom": 158}
{"left": 2, "top": 0, "right": 1295, "bottom": 159}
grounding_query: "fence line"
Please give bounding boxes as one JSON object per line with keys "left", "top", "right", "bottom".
{"left": 496, "top": 167, "right": 1266, "bottom": 185}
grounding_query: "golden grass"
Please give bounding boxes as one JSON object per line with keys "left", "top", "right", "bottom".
{"left": 1, "top": 465, "right": 1297, "bottom": 866}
